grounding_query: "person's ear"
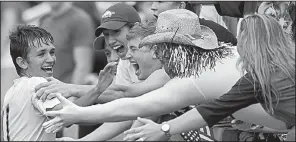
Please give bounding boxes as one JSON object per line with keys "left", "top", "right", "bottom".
{"left": 16, "top": 57, "right": 28, "bottom": 70}
{"left": 152, "top": 50, "right": 157, "bottom": 59}
{"left": 179, "top": 2, "right": 186, "bottom": 9}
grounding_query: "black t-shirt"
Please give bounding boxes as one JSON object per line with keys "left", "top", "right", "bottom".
{"left": 199, "top": 18, "right": 237, "bottom": 45}
{"left": 196, "top": 71, "right": 295, "bottom": 127}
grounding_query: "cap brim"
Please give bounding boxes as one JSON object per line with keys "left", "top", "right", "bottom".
{"left": 95, "top": 21, "right": 127, "bottom": 36}
{"left": 93, "top": 36, "right": 105, "bottom": 50}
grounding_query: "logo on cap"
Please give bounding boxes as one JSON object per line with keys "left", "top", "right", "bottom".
{"left": 102, "top": 11, "right": 115, "bottom": 19}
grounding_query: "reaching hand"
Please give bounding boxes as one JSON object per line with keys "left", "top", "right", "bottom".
{"left": 35, "top": 77, "right": 75, "bottom": 101}
{"left": 43, "top": 93, "right": 82, "bottom": 133}
{"left": 95, "top": 62, "right": 118, "bottom": 92}
{"left": 123, "top": 117, "right": 167, "bottom": 141}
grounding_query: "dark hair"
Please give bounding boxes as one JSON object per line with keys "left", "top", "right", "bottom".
{"left": 126, "top": 22, "right": 136, "bottom": 29}
{"left": 126, "top": 19, "right": 156, "bottom": 41}
{"left": 9, "top": 25, "right": 54, "bottom": 75}
{"left": 288, "top": 2, "right": 295, "bottom": 41}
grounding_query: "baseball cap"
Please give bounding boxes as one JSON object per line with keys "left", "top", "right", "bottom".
{"left": 93, "top": 36, "right": 105, "bottom": 50}
{"left": 95, "top": 3, "right": 141, "bottom": 36}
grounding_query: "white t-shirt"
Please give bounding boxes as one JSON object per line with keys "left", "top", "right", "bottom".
{"left": 2, "top": 77, "right": 60, "bottom": 141}
{"left": 163, "top": 47, "right": 243, "bottom": 102}
{"left": 115, "top": 59, "right": 140, "bottom": 85}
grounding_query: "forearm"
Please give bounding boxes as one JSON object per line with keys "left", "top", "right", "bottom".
{"left": 80, "top": 121, "right": 133, "bottom": 141}
{"left": 74, "top": 87, "right": 103, "bottom": 107}
{"left": 71, "top": 84, "right": 95, "bottom": 98}
{"left": 168, "top": 109, "right": 208, "bottom": 135}
{"left": 96, "top": 89, "right": 125, "bottom": 104}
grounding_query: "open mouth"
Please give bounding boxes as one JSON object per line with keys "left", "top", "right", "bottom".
{"left": 130, "top": 61, "right": 140, "bottom": 76}
{"left": 41, "top": 66, "right": 53, "bottom": 73}
{"left": 114, "top": 45, "right": 125, "bottom": 52}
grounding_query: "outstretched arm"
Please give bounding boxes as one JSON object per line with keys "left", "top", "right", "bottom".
{"left": 79, "top": 77, "right": 202, "bottom": 124}
{"left": 43, "top": 77, "right": 204, "bottom": 130}
{"left": 97, "top": 69, "right": 170, "bottom": 103}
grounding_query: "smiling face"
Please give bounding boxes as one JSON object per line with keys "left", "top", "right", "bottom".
{"left": 126, "top": 37, "right": 162, "bottom": 80}
{"left": 103, "top": 25, "right": 131, "bottom": 60}
{"left": 23, "top": 41, "right": 56, "bottom": 77}
{"left": 151, "top": 2, "right": 180, "bottom": 18}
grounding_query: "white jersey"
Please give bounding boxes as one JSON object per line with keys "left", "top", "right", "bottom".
{"left": 2, "top": 77, "right": 60, "bottom": 141}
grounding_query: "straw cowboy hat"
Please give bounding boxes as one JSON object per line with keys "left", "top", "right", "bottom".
{"left": 140, "top": 9, "right": 233, "bottom": 78}
{"left": 140, "top": 9, "right": 220, "bottom": 50}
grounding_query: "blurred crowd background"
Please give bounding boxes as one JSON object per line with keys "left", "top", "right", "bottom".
{"left": 1, "top": 1, "right": 290, "bottom": 140}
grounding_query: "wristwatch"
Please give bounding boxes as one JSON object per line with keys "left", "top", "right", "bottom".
{"left": 161, "top": 122, "right": 171, "bottom": 140}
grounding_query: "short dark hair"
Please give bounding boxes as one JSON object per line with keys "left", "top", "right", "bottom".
{"left": 126, "top": 19, "right": 157, "bottom": 41}
{"left": 9, "top": 25, "right": 54, "bottom": 75}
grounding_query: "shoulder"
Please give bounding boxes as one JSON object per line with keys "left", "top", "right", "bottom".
{"left": 28, "top": 77, "right": 48, "bottom": 87}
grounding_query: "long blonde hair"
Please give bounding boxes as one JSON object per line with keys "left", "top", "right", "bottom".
{"left": 237, "top": 14, "right": 295, "bottom": 114}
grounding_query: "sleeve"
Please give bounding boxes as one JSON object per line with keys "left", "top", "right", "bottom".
{"left": 29, "top": 77, "right": 60, "bottom": 115}
{"left": 115, "top": 60, "right": 133, "bottom": 85}
{"left": 70, "top": 8, "right": 95, "bottom": 48}
{"left": 196, "top": 74, "right": 259, "bottom": 127}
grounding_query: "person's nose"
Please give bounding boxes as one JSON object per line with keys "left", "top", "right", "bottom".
{"left": 151, "top": 2, "right": 158, "bottom": 12}
{"left": 125, "top": 49, "right": 132, "bottom": 60}
{"left": 106, "top": 36, "right": 117, "bottom": 48}
{"left": 46, "top": 53, "right": 55, "bottom": 63}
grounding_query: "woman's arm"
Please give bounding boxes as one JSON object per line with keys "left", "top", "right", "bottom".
{"left": 79, "top": 77, "right": 203, "bottom": 124}
{"left": 97, "top": 69, "right": 170, "bottom": 103}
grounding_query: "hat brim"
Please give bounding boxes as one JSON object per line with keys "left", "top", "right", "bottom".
{"left": 140, "top": 25, "right": 218, "bottom": 50}
{"left": 93, "top": 36, "right": 105, "bottom": 50}
{"left": 95, "top": 21, "right": 127, "bottom": 36}
{"left": 140, "top": 32, "right": 196, "bottom": 47}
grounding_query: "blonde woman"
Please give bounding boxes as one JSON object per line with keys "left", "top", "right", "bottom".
{"left": 124, "top": 14, "right": 295, "bottom": 141}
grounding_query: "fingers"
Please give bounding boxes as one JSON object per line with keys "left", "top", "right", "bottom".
{"left": 103, "top": 62, "right": 118, "bottom": 72}
{"left": 43, "top": 117, "right": 61, "bottom": 129}
{"left": 45, "top": 122, "right": 63, "bottom": 133}
{"left": 44, "top": 110, "right": 61, "bottom": 117}
{"left": 54, "top": 93, "right": 71, "bottom": 105}
{"left": 35, "top": 82, "right": 51, "bottom": 96}
{"left": 137, "top": 117, "right": 153, "bottom": 124}
{"left": 40, "top": 89, "right": 57, "bottom": 101}
{"left": 47, "top": 93, "right": 59, "bottom": 100}
{"left": 123, "top": 132, "right": 145, "bottom": 141}
{"left": 124, "top": 127, "right": 142, "bottom": 135}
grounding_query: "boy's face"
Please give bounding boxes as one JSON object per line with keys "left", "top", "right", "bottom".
{"left": 126, "top": 37, "right": 162, "bottom": 80}
{"left": 103, "top": 25, "right": 131, "bottom": 60}
{"left": 103, "top": 42, "right": 120, "bottom": 63}
{"left": 24, "top": 42, "right": 56, "bottom": 77}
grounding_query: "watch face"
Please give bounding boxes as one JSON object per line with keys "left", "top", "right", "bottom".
{"left": 162, "top": 124, "right": 170, "bottom": 132}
